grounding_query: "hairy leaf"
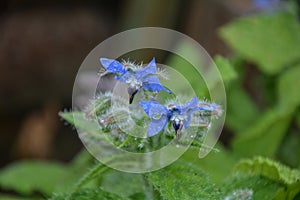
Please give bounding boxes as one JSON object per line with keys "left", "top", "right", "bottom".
{"left": 222, "top": 175, "right": 283, "bottom": 200}
{"left": 181, "top": 146, "right": 236, "bottom": 184}
{"left": 59, "top": 112, "right": 101, "bottom": 136}
{"left": 101, "top": 171, "right": 146, "bottom": 198}
{"left": 233, "top": 156, "right": 300, "bottom": 199}
{"left": 234, "top": 156, "right": 300, "bottom": 185}
{"left": 50, "top": 188, "right": 127, "bottom": 200}
{"left": 147, "top": 161, "right": 222, "bottom": 200}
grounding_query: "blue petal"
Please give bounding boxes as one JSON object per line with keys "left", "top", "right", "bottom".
{"left": 139, "top": 101, "right": 169, "bottom": 137}
{"left": 135, "top": 58, "right": 157, "bottom": 80}
{"left": 100, "top": 58, "right": 127, "bottom": 75}
{"left": 143, "top": 76, "right": 160, "bottom": 85}
{"left": 117, "top": 71, "right": 134, "bottom": 83}
{"left": 142, "top": 76, "right": 172, "bottom": 93}
{"left": 139, "top": 101, "right": 160, "bottom": 115}
{"left": 183, "top": 115, "right": 191, "bottom": 129}
{"left": 179, "top": 95, "right": 199, "bottom": 129}
{"left": 148, "top": 103, "right": 168, "bottom": 137}
{"left": 148, "top": 115, "right": 168, "bottom": 137}
{"left": 142, "top": 83, "right": 165, "bottom": 92}
{"left": 198, "top": 103, "right": 220, "bottom": 111}
{"left": 148, "top": 102, "right": 168, "bottom": 117}
{"left": 180, "top": 95, "right": 198, "bottom": 114}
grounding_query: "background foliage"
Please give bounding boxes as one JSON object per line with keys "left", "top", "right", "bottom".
{"left": 1, "top": 2, "right": 300, "bottom": 200}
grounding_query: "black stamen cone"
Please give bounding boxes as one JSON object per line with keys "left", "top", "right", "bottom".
{"left": 129, "top": 90, "right": 138, "bottom": 104}
{"left": 173, "top": 121, "right": 183, "bottom": 139}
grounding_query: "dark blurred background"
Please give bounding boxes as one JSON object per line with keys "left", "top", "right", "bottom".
{"left": 0, "top": 0, "right": 281, "bottom": 167}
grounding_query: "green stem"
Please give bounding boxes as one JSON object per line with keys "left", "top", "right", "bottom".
{"left": 67, "top": 162, "right": 108, "bottom": 199}
{"left": 67, "top": 153, "right": 133, "bottom": 198}
{"left": 118, "top": 135, "right": 133, "bottom": 148}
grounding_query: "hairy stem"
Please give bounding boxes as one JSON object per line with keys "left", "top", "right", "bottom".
{"left": 67, "top": 162, "right": 108, "bottom": 199}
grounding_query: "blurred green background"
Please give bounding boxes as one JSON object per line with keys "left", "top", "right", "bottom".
{"left": 0, "top": 0, "right": 300, "bottom": 199}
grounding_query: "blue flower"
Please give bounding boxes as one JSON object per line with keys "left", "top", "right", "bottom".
{"left": 140, "top": 95, "right": 198, "bottom": 138}
{"left": 100, "top": 57, "right": 172, "bottom": 103}
{"left": 252, "top": 0, "right": 285, "bottom": 13}
{"left": 253, "top": 0, "right": 280, "bottom": 8}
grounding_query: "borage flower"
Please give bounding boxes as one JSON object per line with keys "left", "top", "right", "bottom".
{"left": 140, "top": 96, "right": 223, "bottom": 138}
{"left": 139, "top": 95, "right": 198, "bottom": 139}
{"left": 100, "top": 58, "right": 171, "bottom": 104}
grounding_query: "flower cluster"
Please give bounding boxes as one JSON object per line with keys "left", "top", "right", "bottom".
{"left": 99, "top": 58, "right": 222, "bottom": 139}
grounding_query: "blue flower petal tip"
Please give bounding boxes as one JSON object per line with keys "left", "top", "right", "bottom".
{"left": 149, "top": 57, "right": 156, "bottom": 65}
{"left": 99, "top": 57, "right": 127, "bottom": 75}
{"left": 99, "top": 58, "right": 112, "bottom": 67}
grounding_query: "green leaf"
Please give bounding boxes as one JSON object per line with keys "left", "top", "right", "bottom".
{"left": 101, "top": 171, "right": 146, "bottom": 198}
{"left": 234, "top": 156, "right": 300, "bottom": 185}
{"left": 147, "top": 161, "right": 222, "bottom": 200}
{"left": 60, "top": 111, "right": 75, "bottom": 125}
{"left": 50, "top": 188, "right": 127, "bottom": 200}
{"left": 226, "top": 85, "right": 260, "bottom": 133}
{"left": 166, "top": 45, "right": 208, "bottom": 97}
{"left": 0, "top": 161, "right": 78, "bottom": 196}
{"left": 59, "top": 112, "right": 101, "bottom": 136}
{"left": 214, "top": 55, "right": 237, "bottom": 83}
{"left": 220, "top": 12, "right": 300, "bottom": 75}
{"left": 181, "top": 145, "right": 237, "bottom": 184}
{"left": 296, "top": 110, "right": 300, "bottom": 131}
{"left": 278, "top": 64, "right": 300, "bottom": 110}
{"left": 233, "top": 156, "right": 300, "bottom": 199}
{"left": 222, "top": 175, "right": 283, "bottom": 200}
{"left": 0, "top": 195, "right": 39, "bottom": 200}
{"left": 59, "top": 112, "right": 111, "bottom": 146}
{"left": 69, "top": 149, "right": 94, "bottom": 169}
{"left": 276, "top": 131, "right": 300, "bottom": 168}
{"left": 232, "top": 108, "right": 292, "bottom": 157}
